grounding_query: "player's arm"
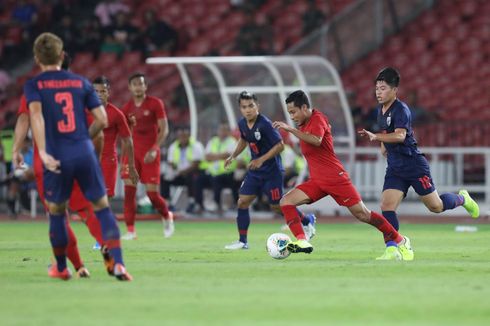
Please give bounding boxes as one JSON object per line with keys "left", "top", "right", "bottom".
{"left": 249, "top": 141, "right": 284, "bottom": 170}
{"left": 225, "top": 138, "right": 247, "bottom": 169}
{"left": 380, "top": 142, "right": 387, "bottom": 157}
{"left": 88, "top": 106, "right": 108, "bottom": 138}
{"left": 12, "top": 113, "right": 30, "bottom": 167}
{"left": 272, "top": 121, "right": 322, "bottom": 147}
{"left": 358, "top": 128, "right": 406, "bottom": 143}
{"left": 91, "top": 128, "right": 104, "bottom": 159}
{"left": 144, "top": 117, "right": 168, "bottom": 164}
{"left": 29, "top": 101, "right": 60, "bottom": 172}
{"left": 120, "top": 136, "right": 139, "bottom": 183}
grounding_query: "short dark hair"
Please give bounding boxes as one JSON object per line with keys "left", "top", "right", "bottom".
{"left": 375, "top": 67, "right": 400, "bottom": 87}
{"left": 93, "top": 75, "right": 110, "bottom": 87}
{"left": 285, "top": 90, "right": 310, "bottom": 108}
{"left": 128, "top": 72, "right": 146, "bottom": 84}
{"left": 237, "top": 90, "right": 258, "bottom": 104}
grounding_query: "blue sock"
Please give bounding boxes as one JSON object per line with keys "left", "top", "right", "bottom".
{"left": 49, "top": 213, "right": 68, "bottom": 272}
{"left": 386, "top": 241, "right": 397, "bottom": 247}
{"left": 382, "top": 211, "right": 399, "bottom": 231}
{"left": 297, "top": 208, "right": 309, "bottom": 226}
{"left": 440, "top": 193, "right": 465, "bottom": 211}
{"left": 95, "top": 207, "right": 123, "bottom": 265}
{"left": 237, "top": 208, "right": 250, "bottom": 243}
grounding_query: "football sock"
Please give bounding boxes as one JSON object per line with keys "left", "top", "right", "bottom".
{"left": 64, "top": 217, "right": 83, "bottom": 270}
{"left": 237, "top": 208, "right": 250, "bottom": 243}
{"left": 281, "top": 205, "right": 306, "bottom": 240}
{"left": 297, "top": 208, "right": 309, "bottom": 226}
{"left": 49, "top": 213, "right": 68, "bottom": 272}
{"left": 95, "top": 207, "right": 124, "bottom": 265}
{"left": 82, "top": 207, "right": 104, "bottom": 244}
{"left": 147, "top": 191, "right": 170, "bottom": 219}
{"left": 440, "top": 193, "right": 465, "bottom": 211}
{"left": 382, "top": 210, "right": 399, "bottom": 231}
{"left": 368, "top": 211, "right": 403, "bottom": 243}
{"left": 123, "top": 185, "right": 137, "bottom": 231}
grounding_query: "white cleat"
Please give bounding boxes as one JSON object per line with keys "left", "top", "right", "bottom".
{"left": 121, "top": 232, "right": 137, "bottom": 240}
{"left": 224, "top": 241, "right": 249, "bottom": 250}
{"left": 163, "top": 211, "right": 175, "bottom": 238}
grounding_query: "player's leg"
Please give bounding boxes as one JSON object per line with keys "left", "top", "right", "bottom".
{"left": 380, "top": 170, "right": 408, "bottom": 230}
{"left": 146, "top": 182, "right": 174, "bottom": 238}
{"left": 121, "top": 156, "right": 141, "bottom": 239}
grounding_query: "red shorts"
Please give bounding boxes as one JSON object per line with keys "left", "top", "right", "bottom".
{"left": 296, "top": 173, "right": 361, "bottom": 207}
{"left": 121, "top": 149, "right": 160, "bottom": 185}
{"left": 68, "top": 181, "right": 92, "bottom": 214}
{"left": 101, "top": 159, "right": 117, "bottom": 197}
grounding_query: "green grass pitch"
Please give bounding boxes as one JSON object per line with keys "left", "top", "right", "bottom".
{"left": 0, "top": 220, "right": 489, "bottom": 325}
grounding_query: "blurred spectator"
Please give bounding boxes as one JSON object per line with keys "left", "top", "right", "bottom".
{"left": 102, "top": 12, "right": 140, "bottom": 56}
{"left": 11, "top": 0, "right": 38, "bottom": 26}
{"left": 346, "top": 91, "right": 364, "bottom": 129}
{"left": 302, "top": 0, "right": 326, "bottom": 36}
{"left": 0, "top": 69, "right": 12, "bottom": 103}
{"left": 79, "top": 16, "right": 104, "bottom": 59}
{"left": 161, "top": 127, "right": 206, "bottom": 214}
{"left": 95, "top": 0, "right": 129, "bottom": 26}
{"left": 143, "top": 9, "right": 178, "bottom": 55}
{"left": 406, "top": 89, "right": 438, "bottom": 124}
{"left": 235, "top": 12, "right": 273, "bottom": 55}
{"left": 51, "top": 0, "right": 73, "bottom": 22}
{"left": 52, "top": 15, "right": 80, "bottom": 56}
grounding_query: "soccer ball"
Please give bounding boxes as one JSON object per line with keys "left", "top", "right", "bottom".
{"left": 266, "top": 233, "right": 291, "bottom": 259}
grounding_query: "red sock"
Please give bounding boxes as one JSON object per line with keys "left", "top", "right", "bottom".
{"left": 64, "top": 218, "right": 83, "bottom": 270}
{"left": 147, "top": 191, "right": 170, "bottom": 220}
{"left": 368, "top": 211, "right": 403, "bottom": 243}
{"left": 124, "top": 185, "right": 137, "bottom": 230}
{"left": 82, "top": 207, "right": 104, "bottom": 245}
{"left": 281, "top": 205, "right": 306, "bottom": 240}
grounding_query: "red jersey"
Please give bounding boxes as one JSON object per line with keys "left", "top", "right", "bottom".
{"left": 299, "top": 109, "right": 346, "bottom": 183}
{"left": 101, "top": 102, "right": 131, "bottom": 162}
{"left": 122, "top": 95, "right": 166, "bottom": 154}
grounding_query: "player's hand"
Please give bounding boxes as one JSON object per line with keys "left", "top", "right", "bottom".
{"left": 128, "top": 165, "right": 139, "bottom": 184}
{"left": 128, "top": 114, "right": 137, "bottom": 127}
{"left": 12, "top": 150, "right": 24, "bottom": 168}
{"left": 248, "top": 158, "right": 263, "bottom": 170}
{"left": 39, "top": 150, "right": 61, "bottom": 173}
{"left": 224, "top": 156, "right": 234, "bottom": 169}
{"left": 358, "top": 129, "right": 378, "bottom": 141}
{"left": 272, "top": 121, "right": 291, "bottom": 131}
{"left": 144, "top": 149, "right": 157, "bottom": 163}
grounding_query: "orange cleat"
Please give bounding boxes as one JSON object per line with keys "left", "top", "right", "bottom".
{"left": 113, "top": 263, "right": 133, "bottom": 281}
{"left": 76, "top": 266, "right": 91, "bottom": 278}
{"left": 101, "top": 246, "right": 115, "bottom": 276}
{"left": 48, "top": 264, "right": 72, "bottom": 281}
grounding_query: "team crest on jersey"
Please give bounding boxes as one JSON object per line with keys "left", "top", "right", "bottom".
{"left": 254, "top": 130, "right": 261, "bottom": 140}
{"left": 143, "top": 110, "right": 150, "bottom": 116}
{"left": 386, "top": 114, "right": 392, "bottom": 126}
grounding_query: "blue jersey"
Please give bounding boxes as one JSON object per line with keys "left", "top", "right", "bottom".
{"left": 238, "top": 114, "right": 283, "bottom": 175}
{"left": 377, "top": 99, "right": 422, "bottom": 170}
{"left": 24, "top": 70, "right": 101, "bottom": 160}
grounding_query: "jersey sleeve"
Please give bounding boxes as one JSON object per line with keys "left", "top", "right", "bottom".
{"left": 393, "top": 106, "right": 411, "bottom": 130}
{"left": 84, "top": 79, "right": 102, "bottom": 110}
{"left": 308, "top": 114, "right": 328, "bottom": 138}
{"left": 263, "top": 119, "right": 282, "bottom": 145}
{"left": 23, "top": 79, "right": 41, "bottom": 105}
{"left": 17, "top": 95, "right": 28, "bottom": 116}
{"left": 115, "top": 108, "right": 131, "bottom": 138}
{"left": 153, "top": 98, "right": 166, "bottom": 119}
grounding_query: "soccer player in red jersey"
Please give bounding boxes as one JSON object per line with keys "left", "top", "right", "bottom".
{"left": 273, "top": 90, "right": 413, "bottom": 260}
{"left": 121, "top": 72, "right": 173, "bottom": 239}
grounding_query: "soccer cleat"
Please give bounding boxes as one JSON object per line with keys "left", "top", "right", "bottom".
{"left": 376, "top": 246, "right": 402, "bottom": 260}
{"left": 113, "top": 263, "right": 133, "bottom": 281}
{"left": 121, "top": 232, "right": 137, "bottom": 240}
{"left": 398, "top": 236, "right": 414, "bottom": 261}
{"left": 163, "top": 211, "right": 175, "bottom": 238}
{"left": 304, "top": 213, "right": 317, "bottom": 240}
{"left": 459, "top": 190, "right": 480, "bottom": 218}
{"left": 224, "top": 241, "right": 249, "bottom": 250}
{"left": 287, "top": 239, "right": 313, "bottom": 254}
{"left": 76, "top": 266, "right": 91, "bottom": 278}
{"left": 92, "top": 241, "right": 101, "bottom": 250}
{"left": 48, "top": 264, "right": 72, "bottom": 280}
{"left": 101, "top": 246, "right": 115, "bottom": 276}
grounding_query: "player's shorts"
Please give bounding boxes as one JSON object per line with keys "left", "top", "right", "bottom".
{"left": 44, "top": 151, "right": 106, "bottom": 204}
{"left": 296, "top": 172, "right": 361, "bottom": 207}
{"left": 383, "top": 154, "right": 435, "bottom": 196}
{"left": 101, "top": 158, "right": 117, "bottom": 197}
{"left": 239, "top": 171, "right": 283, "bottom": 204}
{"left": 121, "top": 148, "right": 160, "bottom": 185}
{"left": 68, "top": 181, "right": 92, "bottom": 213}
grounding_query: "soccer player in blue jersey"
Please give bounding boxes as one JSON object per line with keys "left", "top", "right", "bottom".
{"left": 24, "top": 32, "right": 132, "bottom": 280}
{"left": 224, "top": 91, "right": 315, "bottom": 250}
{"left": 359, "top": 67, "right": 480, "bottom": 258}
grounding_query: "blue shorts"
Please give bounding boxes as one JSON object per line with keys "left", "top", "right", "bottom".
{"left": 43, "top": 150, "right": 106, "bottom": 204}
{"left": 383, "top": 155, "right": 435, "bottom": 196}
{"left": 239, "top": 171, "right": 283, "bottom": 204}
